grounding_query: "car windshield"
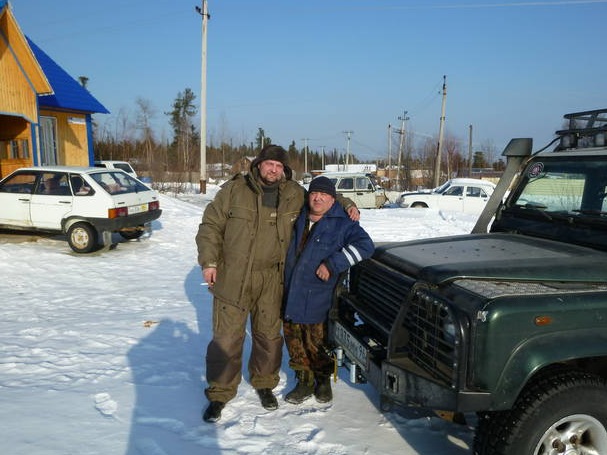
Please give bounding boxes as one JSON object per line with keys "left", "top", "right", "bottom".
{"left": 433, "top": 181, "right": 451, "bottom": 194}
{"left": 90, "top": 171, "right": 149, "bottom": 195}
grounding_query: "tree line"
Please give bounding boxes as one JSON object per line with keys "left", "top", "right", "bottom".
{"left": 93, "top": 88, "right": 504, "bottom": 191}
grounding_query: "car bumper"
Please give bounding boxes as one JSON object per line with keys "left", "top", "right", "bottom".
{"left": 65, "top": 209, "right": 162, "bottom": 233}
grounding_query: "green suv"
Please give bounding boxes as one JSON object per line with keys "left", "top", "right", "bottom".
{"left": 331, "top": 109, "right": 607, "bottom": 455}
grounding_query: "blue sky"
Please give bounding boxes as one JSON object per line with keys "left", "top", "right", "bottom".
{"left": 9, "top": 0, "right": 607, "bottom": 161}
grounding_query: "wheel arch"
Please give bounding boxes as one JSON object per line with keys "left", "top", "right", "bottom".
{"left": 490, "top": 330, "right": 607, "bottom": 410}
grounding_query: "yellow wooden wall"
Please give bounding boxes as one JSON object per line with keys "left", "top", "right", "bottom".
{"left": 0, "top": 39, "right": 39, "bottom": 122}
{"left": 40, "top": 110, "right": 90, "bottom": 166}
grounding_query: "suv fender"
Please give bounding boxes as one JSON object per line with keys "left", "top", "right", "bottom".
{"left": 492, "top": 328, "right": 607, "bottom": 410}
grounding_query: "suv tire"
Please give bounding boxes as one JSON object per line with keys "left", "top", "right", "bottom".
{"left": 474, "top": 370, "right": 607, "bottom": 455}
{"left": 67, "top": 222, "right": 98, "bottom": 253}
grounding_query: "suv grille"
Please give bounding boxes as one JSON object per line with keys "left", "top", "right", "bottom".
{"left": 403, "top": 287, "right": 458, "bottom": 385}
{"left": 350, "top": 261, "right": 415, "bottom": 342}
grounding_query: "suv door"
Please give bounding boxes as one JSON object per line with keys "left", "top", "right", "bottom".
{"left": 334, "top": 176, "right": 378, "bottom": 209}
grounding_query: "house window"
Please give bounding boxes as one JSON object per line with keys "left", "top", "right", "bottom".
{"left": 0, "top": 139, "right": 29, "bottom": 159}
{"left": 40, "top": 116, "right": 58, "bottom": 165}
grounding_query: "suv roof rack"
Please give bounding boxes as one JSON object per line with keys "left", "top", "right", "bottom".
{"left": 555, "top": 108, "right": 607, "bottom": 151}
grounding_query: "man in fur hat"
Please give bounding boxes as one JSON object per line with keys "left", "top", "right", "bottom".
{"left": 196, "top": 145, "right": 359, "bottom": 422}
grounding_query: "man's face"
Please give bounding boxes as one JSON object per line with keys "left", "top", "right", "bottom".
{"left": 308, "top": 191, "right": 335, "bottom": 217}
{"left": 258, "top": 159, "right": 284, "bottom": 185}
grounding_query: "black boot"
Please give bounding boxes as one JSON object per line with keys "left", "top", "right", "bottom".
{"left": 314, "top": 374, "right": 333, "bottom": 403}
{"left": 202, "top": 401, "right": 225, "bottom": 423}
{"left": 285, "top": 371, "right": 314, "bottom": 404}
{"left": 256, "top": 388, "right": 278, "bottom": 411}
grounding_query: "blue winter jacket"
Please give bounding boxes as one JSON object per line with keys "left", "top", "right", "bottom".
{"left": 283, "top": 202, "right": 375, "bottom": 324}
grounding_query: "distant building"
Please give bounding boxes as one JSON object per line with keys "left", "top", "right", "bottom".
{"left": 324, "top": 163, "right": 377, "bottom": 174}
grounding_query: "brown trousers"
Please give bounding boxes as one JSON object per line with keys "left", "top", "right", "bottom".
{"left": 283, "top": 321, "right": 334, "bottom": 379}
{"left": 205, "top": 269, "right": 283, "bottom": 403}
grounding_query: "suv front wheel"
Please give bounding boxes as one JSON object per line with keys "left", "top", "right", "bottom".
{"left": 67, "top": 222, "right": 98, "bottom": 253}
{"left": 474, "top": 370, "right": 607, "bottom": 455}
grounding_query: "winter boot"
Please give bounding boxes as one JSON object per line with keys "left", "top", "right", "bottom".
{"left": 256, "top": 388, "right": 278, "bottom": 411}
{"left": 202, "top": 401, "right": 225, "bottom": 423}
{"left": 285, "top": 370, "right": 314, "bottom": 404}
{"left": 314, "top": 374, "right": 333, "bottom": 403}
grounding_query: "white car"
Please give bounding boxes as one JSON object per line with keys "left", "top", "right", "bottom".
{"left": 0, "top": 166, "right": 162, "bottom": 253}
{"left": 94, "top": 160, "right": 138, "bottom": 178}
{"left": 396, "top": 178, "right": 496, "bottom": 215}
{"left": 318, "top": 172, "right": 388, "bottom": 209}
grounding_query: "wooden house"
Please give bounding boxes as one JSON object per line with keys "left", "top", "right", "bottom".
{"left": 0, "top": 1, "right": 108, "bottom": 179}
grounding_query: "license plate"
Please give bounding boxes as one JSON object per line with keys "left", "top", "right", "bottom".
{"left": 334, "top": 322, "right": 369, "bottom": 370}
{"left": 128, "top": 204, "right": 148, "bottom": 214}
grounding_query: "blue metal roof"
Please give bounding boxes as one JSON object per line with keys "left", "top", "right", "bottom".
{"left": 27, "top": 37, "right": 109, "bottom": 114}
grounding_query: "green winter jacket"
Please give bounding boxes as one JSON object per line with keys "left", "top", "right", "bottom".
{"left": 196, "top": 168, "right": 305, "bottom": 307}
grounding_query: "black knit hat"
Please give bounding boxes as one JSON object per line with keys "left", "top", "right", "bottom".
{"left": 309, "top": 176, "right": 336, "bottom": 198}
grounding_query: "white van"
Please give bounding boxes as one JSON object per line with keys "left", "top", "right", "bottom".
{"left": 94, "top": 160, "right": 137, "bottom": 178}
{"left": 314, "top": 172, "right": 387, "bottom": 209}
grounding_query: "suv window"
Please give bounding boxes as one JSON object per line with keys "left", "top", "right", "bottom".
{"left": 338, "top": 178, "right": 354, "bottom": 190}
{"left": 355, "top": 177, "right": 373, "bottom": 190}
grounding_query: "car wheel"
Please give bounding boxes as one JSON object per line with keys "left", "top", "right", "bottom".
{"left": 474, "top": 370, "right": 607, "bottom": 455}
{"left": 411, "top": 202, "right": 428, "bottom": 208}
{"left": 119, "top": 227, "right": 144, "bottom": 240}
{"left": 67, "top": 222, "right": 98, "bottom": 253}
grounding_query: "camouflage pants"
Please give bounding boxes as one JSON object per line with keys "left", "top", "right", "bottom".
{"left": 283, "top": 321, "right": 334, "bottom": 378}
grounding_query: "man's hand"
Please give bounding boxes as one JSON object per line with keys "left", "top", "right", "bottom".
{"left": 316, "top": 262, "right": 331, "bottom": 282}
{"left": 347, "top": 205, "right": 360, "bottom": 222}
{"left": 203, "top": 267, "right": 217, "bottom": 288}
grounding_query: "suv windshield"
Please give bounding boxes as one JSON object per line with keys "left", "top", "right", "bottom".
{"left": 511, "top": 158, "right": 607, "bottom": 215}
{"left": 493, "top": 155, "right": 607, "bottom": 250}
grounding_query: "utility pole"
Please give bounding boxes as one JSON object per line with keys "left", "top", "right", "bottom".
{"left": 320, "top": 145, "right": 325, "bottom": 170}
{"left": 433, "top": 75, "right": 447, "bottom": 188}
{"left": 387, "top": 123, "right": 392, "bottom": 189}
{"left": 196, "top": 0, "right": 210, "bottom": 194}
{"left": 395, "top": 111, "right": 409, "bottom": 191}
{"left": 468, "top": 124, "right": 473, "bottom": 177}
{"left": 301, "top": 138, "right": 309, "bottom": 174}
{"left": 343, "top": 130, "right": 353, "bottom": 169}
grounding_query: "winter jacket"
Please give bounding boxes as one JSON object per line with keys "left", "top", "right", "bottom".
{"left": 196, "top": 167, "right": 304, "bottom": 307}
{"left": 283, "top": 202, "right": 374, "bottom": 324}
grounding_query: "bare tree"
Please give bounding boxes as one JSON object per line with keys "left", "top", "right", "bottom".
{"left": 135, "top": 97, "right": 156, "bottom": 174}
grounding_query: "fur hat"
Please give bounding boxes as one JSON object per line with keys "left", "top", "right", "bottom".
{"left": 250, "top": 144, "right": 292, "bottom": 179}
{"left": 251, "top": 145, "right": 288, "bottom": 168}
{"left": 309, "top": 176, "right": 336, "bottom": 198}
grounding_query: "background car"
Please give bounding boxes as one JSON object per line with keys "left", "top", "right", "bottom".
{"left": 0, "top": 166, "right": 161, "bottom": 253}
{"left": 314, "top": 172, "right": 388, "bottom": 209}
{"left": 396, "top": 177, "right": 496, "bottom": 215}
{"left": 94, "top": 160, "right": 138, "bottom": 178}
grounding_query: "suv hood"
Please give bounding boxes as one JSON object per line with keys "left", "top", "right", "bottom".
{"left": 374, "top": 233, "right": 607, "bottom": 285}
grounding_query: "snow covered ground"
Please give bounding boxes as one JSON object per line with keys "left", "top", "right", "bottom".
{"left": 0, "top": 185, "right": 480, "bottom": 455}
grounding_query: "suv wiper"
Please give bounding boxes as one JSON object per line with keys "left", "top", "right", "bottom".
{"left": 572, "top": 209, "right": 607, "bottom": 216}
